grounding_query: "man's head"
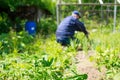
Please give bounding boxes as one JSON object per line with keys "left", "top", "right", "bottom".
{"left": 72, "top": 10, "right": 81, "bottom": 19}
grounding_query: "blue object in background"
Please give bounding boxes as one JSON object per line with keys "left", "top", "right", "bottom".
{"left": 25, "top": 21, "right": 36, "bottom": 36}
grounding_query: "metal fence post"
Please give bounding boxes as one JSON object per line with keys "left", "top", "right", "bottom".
{"left": 113, "top": 0, "right": 117, "bottom": 32}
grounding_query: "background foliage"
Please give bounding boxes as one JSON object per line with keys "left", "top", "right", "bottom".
{"left": 0, "top": 0, "right": 120, "bottom": 80}
{"left": 0, "top": 0, "right": 56, "bottom": 14}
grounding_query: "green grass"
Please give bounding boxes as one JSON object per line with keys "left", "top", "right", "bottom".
{"left": 0, "top": 32, "right": 87, "bottom": 80}
{"left": 89, "top": 29, "right": 120, "bottom": 80}
{"left": 0, "top": 24, "right": 120, "bottom": 79}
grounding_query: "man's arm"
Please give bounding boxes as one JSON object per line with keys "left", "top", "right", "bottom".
{"left": 75, "top": 20, "right": 89, "bottom": 38}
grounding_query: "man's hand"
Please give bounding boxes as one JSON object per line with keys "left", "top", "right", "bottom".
{"left": 85, "top": 32, "right": 89, "bottom": 39}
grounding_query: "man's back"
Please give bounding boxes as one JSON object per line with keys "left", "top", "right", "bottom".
{"left": 56, "top": 16, "right": 78, "bottom": 39}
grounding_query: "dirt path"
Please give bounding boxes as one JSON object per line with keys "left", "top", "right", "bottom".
{"left": 75, "top": 50, "right": 106, "bottom": 80}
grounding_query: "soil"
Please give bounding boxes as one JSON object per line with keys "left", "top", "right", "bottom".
{"left": 75, "top": 50, "right": 106, "bottom": 80}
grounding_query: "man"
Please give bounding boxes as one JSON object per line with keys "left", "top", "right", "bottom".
{"left": 56, "top": 10, "right": 89, "bottom": 46}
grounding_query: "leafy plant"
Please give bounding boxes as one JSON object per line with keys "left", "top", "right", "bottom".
{"left": 37, "top": 17, "right": 57, "bottom": 35}
{"left": 90, "top": 31, "right": 120, "bottom": 80}
{"left": 0, "top": 32, "right": 87, "bottom": 80}
{"left": 0, "top": 0, "right": 56, "bottom": 14}
{"left": 0, "top": 31, "right": 34, "bottom": 54}
{"left": 0, "top": 13, "right": 12, "bottom": 34}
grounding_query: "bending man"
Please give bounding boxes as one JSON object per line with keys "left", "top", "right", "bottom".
{"left": 56, "top": 10, "right": 89, "bottom": 46}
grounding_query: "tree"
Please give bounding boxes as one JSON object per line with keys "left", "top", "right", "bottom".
{"left": 0, "top": 0, "right": 56, "bottom": 14}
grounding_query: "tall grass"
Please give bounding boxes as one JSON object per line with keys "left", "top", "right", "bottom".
{"left": 0, "top": 17, "right": 120, "bottom": 79}
{"left": 89, "top": 29, "right": 120, "bottom": 80}
{"left": 0, "top": 31, "right": 87, "bottom": 80}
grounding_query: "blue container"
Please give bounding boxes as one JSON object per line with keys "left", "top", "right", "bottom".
{"left": 25, "top": 21, "right": 36, "bottom": 36}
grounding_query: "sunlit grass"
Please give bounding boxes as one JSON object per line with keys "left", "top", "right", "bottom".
{"left": 0, "top": 24, "right": 120, "bottom": 79}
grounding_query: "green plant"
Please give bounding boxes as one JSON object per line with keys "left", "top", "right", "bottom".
{"left": 0, "top": 0, "right": 56, "bottom": 14}
{"left": 90, "top": 31, "right": 120, "bottom": 80}
{"left": 0, "top": 13, "right": 12, "bottom": 34}
{"left": 0, "top": 31, "right": 34, "bottom": 54}
{"left": 0, "top": 33, "right": 87, "bottom": 80}
{"left": 37, "top": 17, "right": 57, "bottom": 35}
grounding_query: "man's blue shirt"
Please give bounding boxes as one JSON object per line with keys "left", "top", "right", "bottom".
{"left": 56, "top": 16, "right": 88, "bottom": 39}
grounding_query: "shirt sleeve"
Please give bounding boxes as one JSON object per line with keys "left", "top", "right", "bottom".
{"left": 75, "top": 20, "right": 88, "bottom": 35}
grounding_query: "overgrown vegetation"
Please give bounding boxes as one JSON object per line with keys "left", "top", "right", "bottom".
{"left": 0, "top": 0, "right": 56, "bottom": 34}
{"left": 37, "top": 17, "right": 57, "bottom": 35}
{"left": 0, "top": 31, "right": 88, "bottom": 80}
{"left": 0, "top": 21, "right": 120, "bottom": 79}
{"left": 0, "top": 0, "right": 120, "bottom": 80}
{"left": 0, "top": 13, "right": 12, "bottom": 34}
{"left": 90, "top": 30, "right": 120, "bottom": 80}
{"left": 0, "top": 0, "right": 56, "bottom": 14}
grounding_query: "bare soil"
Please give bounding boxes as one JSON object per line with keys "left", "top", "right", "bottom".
{"left": 75, "top": 50, "right": 106, "bottom": 80}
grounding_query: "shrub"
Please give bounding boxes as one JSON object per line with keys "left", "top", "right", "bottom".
{"left": 0, "top": 13, "right": 12, "bottom": 34}
{"left": 0, "top": 31, "right": 34, "bottom": 54}
{"left": 37, "top": 17, "right": 57, "bottom": 35}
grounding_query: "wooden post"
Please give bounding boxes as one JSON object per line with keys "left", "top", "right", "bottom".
{"left": 101, "top": 5, "right": 104, "bottom": 20}
{"left": 99, "top": 0, "right": 104, "bottom": 20}
{"left": 117, "top": 0, "right": 120, "bottom": 3}
{"left": 99, "top": 0, "right": 103, "bottom": 4}
{"left": 113, "top": 0, "right": 117, "bottom": 32}
{"left": 78, "top": 0, "right": 82, "bottom": 4}
{"left": 56, "top": 0, "right": 61, "bottom": 26}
